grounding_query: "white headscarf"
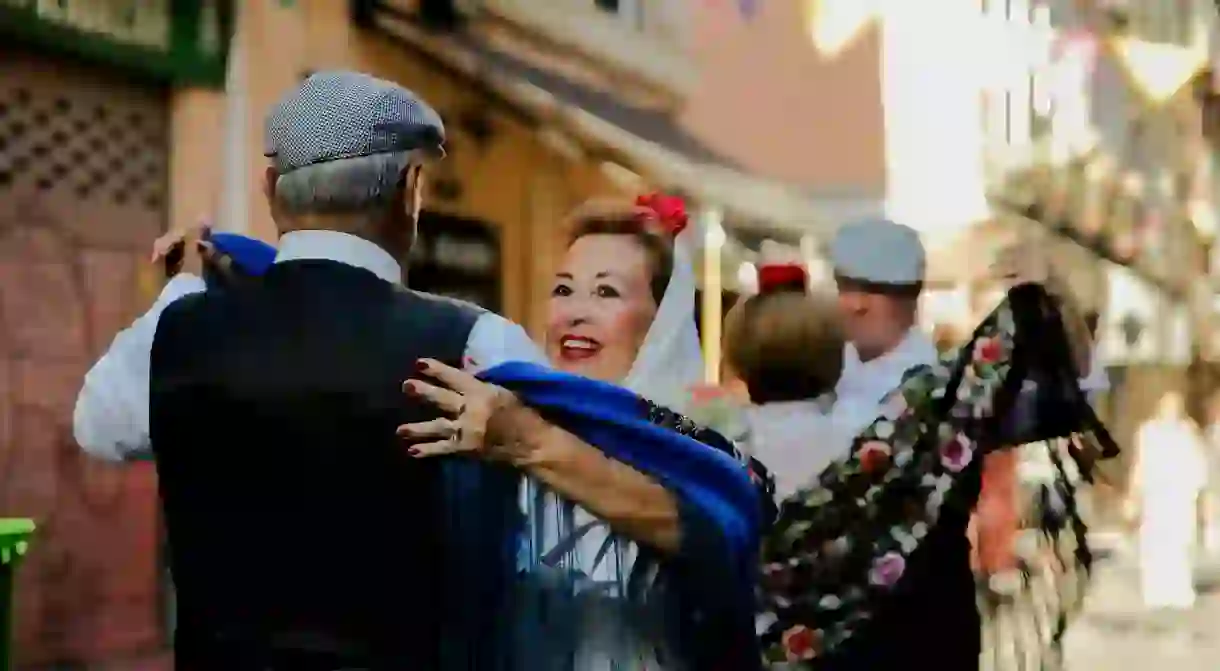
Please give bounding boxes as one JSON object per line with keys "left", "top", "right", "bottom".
{"left": 621, "top": 226, "right": 704, "bottom": 410}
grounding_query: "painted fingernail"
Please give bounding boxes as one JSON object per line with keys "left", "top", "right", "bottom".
{"left": 416, "top": 359, "right": 429, "bottom": 371}
{"left": 407, "top": 447, "right": 421, "bottom": 457}
{"left": 403, "top": 381, "right": 417, "bottom": 396}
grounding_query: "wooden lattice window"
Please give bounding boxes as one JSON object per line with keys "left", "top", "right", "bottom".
{"left": 0, "top": 72, "right": 167, "bottom": 210}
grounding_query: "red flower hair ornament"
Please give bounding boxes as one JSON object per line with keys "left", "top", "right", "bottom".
{"left": 635, "top": 192, "right": 690, "bottom": 237}
{"left": 756, "top": 262, "right": 809, "bottom": 294}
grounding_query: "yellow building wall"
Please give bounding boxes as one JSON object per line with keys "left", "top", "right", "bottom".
{"left": 167, "top": 0, "right": 628, "bottom": 336}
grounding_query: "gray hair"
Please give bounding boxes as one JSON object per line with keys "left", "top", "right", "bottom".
{"left": 275, "top": 151, "right": 413, "bottom": 214}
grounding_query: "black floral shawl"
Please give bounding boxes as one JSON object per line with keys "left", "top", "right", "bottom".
{"left": 756, "top": 284, "right": 1119, "bottom": 666}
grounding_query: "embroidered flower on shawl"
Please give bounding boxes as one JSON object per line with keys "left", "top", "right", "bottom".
{"left": 867, "top": 551, "right": 906, "bottom": 587}
{"left": 940, "top": 433, "right": 974, "bottom": 472}
{"left": 974, "top": 336, "right": 1003, "bottom": 364}
{"left": 857, "top": 441, "right": 891, "bottom": 473}
{"left": 781, "top": 625, "right": 821, "bottom": 661}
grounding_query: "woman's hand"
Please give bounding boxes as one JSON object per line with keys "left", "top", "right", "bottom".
{"left": 151, "top": 217, "right": 233, "bottom": 281}
{"left": 397, "top": 358, "right": 535, "bottom": 461}
{"left": 152, "top": 217, "right": 210, "bottom": 277}
{"left": 401, "top": 359, "right": 685, "bottom": 552}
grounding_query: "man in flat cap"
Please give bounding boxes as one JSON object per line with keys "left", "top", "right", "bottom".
{"left": 822, "top": 217, "right": 1104, "bottom": 670}
{"left": 73, "top": 71, "right": 700, "bottom": 669}
{"left": 827, "top": 217, "right": 1103, "bottom": 438}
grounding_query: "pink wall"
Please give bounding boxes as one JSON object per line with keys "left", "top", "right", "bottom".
{"left": 682, "top": 0, "right": 886, "bottom": 190}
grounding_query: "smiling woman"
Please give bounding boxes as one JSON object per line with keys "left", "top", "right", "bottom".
{"left": 544, "top": 196, "right": 683, "bottom": 383}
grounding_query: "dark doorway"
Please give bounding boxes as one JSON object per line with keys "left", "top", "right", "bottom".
{"left": 409, "top": 211, "right": 503, "bottom": 313}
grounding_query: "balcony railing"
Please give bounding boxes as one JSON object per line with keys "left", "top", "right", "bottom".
{"left": 479, "top": 0, "right": 695, "bottom": 96}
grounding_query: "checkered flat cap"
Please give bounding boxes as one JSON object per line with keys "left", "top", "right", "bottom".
{"left": 264, "top": 70, "right": 445, "bottom": 174}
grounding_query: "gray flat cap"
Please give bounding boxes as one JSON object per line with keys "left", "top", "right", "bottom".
{"left": 829, "top": 218, "right": 925, "bottom": 285}
{"left": 264, "top": 70, "right": 445, "bottom": 174}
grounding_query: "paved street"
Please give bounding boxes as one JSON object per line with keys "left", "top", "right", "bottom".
{"left": 1061, "top": 541, "right": 1220, "bottom": 670}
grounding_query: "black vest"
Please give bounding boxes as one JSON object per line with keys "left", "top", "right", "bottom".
{"left": 150, "top": 260, "right": 480, "bottom": 669}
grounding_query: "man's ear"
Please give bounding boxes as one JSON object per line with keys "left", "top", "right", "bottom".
{"left": 262, "top": 166, "right": 279, "bottom": 201}
{"left": 264, "top": 166, "right": 289, "bottom": 227}
{"left": 399, "top": 164, "right": 424, "bottom": 220}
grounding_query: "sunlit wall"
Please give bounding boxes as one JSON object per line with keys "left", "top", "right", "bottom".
{"left": 880, "top": 0, "right": 991, "bottom": 243}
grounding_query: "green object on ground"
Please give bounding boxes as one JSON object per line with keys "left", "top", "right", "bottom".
{"left": 0, "top": 519, "right": 35, "bottom": 671}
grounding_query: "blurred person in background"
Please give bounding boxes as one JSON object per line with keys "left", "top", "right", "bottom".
{"left": 1128, "top": 390, "right": 1208, "bottom": 610}
{"left": 719, "top": 255, "right": 844, "bottom": 501}
{"left": 1204, "top": 393, "right": 1220, "bottom": 557}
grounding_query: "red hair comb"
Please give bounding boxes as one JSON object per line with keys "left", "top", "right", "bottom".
{"left": 756, "top": 262, "right": 808, "bottom": 293}
{"left": 635, "top": 192, "right": 689, "bottom": 236}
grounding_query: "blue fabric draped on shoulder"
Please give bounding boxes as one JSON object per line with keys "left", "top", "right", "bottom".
{"left": 478, "top": 361, "right": 762, "bottom": 578}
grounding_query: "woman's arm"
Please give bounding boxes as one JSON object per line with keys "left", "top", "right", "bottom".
{"left": 402, "top": 359, "right": 744, "bottom": 559}
{"left": 498, "top": 406, "right": 683, "bottom": 554}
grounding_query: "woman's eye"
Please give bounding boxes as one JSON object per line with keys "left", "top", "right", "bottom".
{"left": 551, "top": 284, "right": 573, "bottom": 297}
{"left": 595, "top": 285, "right": 621, "bottom": 299}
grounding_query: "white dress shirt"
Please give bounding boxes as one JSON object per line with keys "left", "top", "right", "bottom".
{"left": 73, "top": 230, "right": 544, "bottom": 462}
{"left": 833, "top": 329, "right": 940, "bottom": 440}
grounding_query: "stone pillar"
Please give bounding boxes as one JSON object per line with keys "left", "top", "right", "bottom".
{"left": 234, "top": 0, "right": 309, "bottom": 242}
{"left": 169, "top": 88, "right": 225, "bottom": 234}
{"left": 148, "top": 86, "right": 226, "bottom": 303}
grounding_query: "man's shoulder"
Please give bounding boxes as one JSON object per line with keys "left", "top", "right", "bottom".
{"left": 157, "top": 283, "right": 217, "bottom": 326}
{"left": 385, "top": 289, "right": 498, "bottom": 345}
{"left": 393, "top": 288, "right": 488, "bottom": 319}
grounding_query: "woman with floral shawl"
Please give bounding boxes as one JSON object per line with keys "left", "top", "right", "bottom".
{"left": 755, "top": 282, "right": 1117, "bottom": 669}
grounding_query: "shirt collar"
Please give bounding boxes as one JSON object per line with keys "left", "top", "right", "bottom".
{"left": 840, "top": 328, "right": 938, "bottom": 393}
{"left": 274, "top": 230, "right": 403, "bottom": 285}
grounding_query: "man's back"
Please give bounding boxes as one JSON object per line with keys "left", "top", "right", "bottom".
{"left": 149, "top": 260, "right": 479, "bottom": 668}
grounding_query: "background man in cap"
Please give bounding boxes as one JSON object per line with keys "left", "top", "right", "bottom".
{"left": 823, "top": 217, "right": 1102, "bottom": 670}
{"left": 827, "top": 217, "right": 1101, "bottom": 439}
{"left": 73, "top": 71, "right": 693, "bottom": 669}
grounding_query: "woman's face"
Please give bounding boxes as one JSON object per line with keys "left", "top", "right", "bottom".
{"left": 546, "top": 233, "right": 660, "bottom": 382}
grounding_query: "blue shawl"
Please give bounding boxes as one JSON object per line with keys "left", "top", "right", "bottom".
{"left": 207, "top": 233, "right": 277, "bottom": 276}
{"left": 441, "top": 362, "right": 761, "bottom": 670}
{"left": 481, "top": 361, "right": 762, "bottom": 564}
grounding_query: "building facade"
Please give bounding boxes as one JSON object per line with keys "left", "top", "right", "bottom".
{"left": 698, "top": 0, "right": 1217, "bottom": 433}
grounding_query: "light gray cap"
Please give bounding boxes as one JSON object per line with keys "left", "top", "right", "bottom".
{"left": 829, "top": 218, "right": 926, "bottom": 285}
{"left": 263, "top": 70, "right": 445, "bottom": 175}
